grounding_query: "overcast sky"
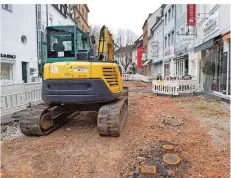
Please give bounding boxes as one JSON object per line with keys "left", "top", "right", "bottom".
{"left": 88, "top": 1, "right": 162, "bottom": 37}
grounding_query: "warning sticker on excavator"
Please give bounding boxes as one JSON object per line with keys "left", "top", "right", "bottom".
{"left": 51, "top": 66, "right": 58, "bottom": 73}
{"left": 73, "top": 68, "right": 88, "bottom": 72}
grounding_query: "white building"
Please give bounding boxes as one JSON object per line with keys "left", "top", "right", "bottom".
{"left": 174, "top": 4, "right": 193, "bottom": 78}
{"left": 0, "top": 4, "right": 76, "bottom": 85}
{"left": 190, "top": 4, "right": 230, "bottom": 98}
{"left": 163, "top": 4, "right": 176, "bottom": 78}
{"left": 147, "top": 8, "right": 161, "bottom": 61}
{"left": 150, "top": 16, "right": 164, "bottom": 78}
{"left": 1, "top": 5, "right": 38, "bottom": 85}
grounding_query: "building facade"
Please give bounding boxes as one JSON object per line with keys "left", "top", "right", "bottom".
{"left": 174, "top": 4, "right": 193, "bottom": 77}
{"left": 150, "top": 16, "right": 164, "bottom": 78}
{"left": 1, "top": 4, "right": 85, "bottom": 85}
{"left": 192, "top": 4, "right": 230, "bottom": 98}
{"left": 73, "top": 4, "right": 90, "bottom": 32}
{"left": 147, "top": 8, "right": 162, "bottom": 61}
{"left": 1, "top": 5, "right": 38, "bottom": 85}
{"left": 136, "top": 36, "right": 144, "bottom": 74}
{"left": 163, "top": 4, "right": 176, "bottom": 78}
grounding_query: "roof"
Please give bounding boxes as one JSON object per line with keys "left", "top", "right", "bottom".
{"left": 142, "top": 19, "right": 148, "bottom": 29}
{"left": 115, "top": 45, "right": 134, "bottom": 53}
{"left": 84, "top": 4, "right": 90, "bottom": 12}
{"left": 150, "top": 16, "right": 164, "bottom": 35}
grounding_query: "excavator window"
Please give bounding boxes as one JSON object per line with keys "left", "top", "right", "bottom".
{"left": 46, "top": 26, "right": 75, "bottom": 58}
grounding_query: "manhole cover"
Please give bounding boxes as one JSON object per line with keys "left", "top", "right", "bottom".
{"left": 163, "top": 154, "right": 181, "bottom": 165}
{"left": 163, "top": 145, "right": 174, "bottom": 151}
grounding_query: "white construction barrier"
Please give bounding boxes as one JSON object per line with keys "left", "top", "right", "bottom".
{"left": 152, "top": 80, "right": 179, "bottom": 95}
{"left": 122, "top": 74, "right": 153, "bottom": 82}
{"left": 152, "top": 79, "right": 202, "bottom": 96}
{"left": 142, "top": 76, "right": 155, "bottom": 83}
{"left": 1, "top": 82, "right": 42, "bottom": 117}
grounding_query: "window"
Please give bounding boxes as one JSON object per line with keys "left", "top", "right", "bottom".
{"left": 168, "top": 9, "right": 171, "bottom": 22}
{"left": 171, "top": 31, "right": 174, "bottom": 45}
{"left": 165, "top": 36, "right": 167, "bottom": 49}
{"left": 47, "top": 26, "right": 75, "bottom": 58}
{"left": 38, "top": 10, "right": 41, "bottom": 20}
{"left": 82, "top": 7, "right": 84, "bottom": 15}
{"left": 49, "top": 14, "right": 53, "bottom": 26}
{"left": 1, "top": 63, "right": 13, "bottom": 80}
{"left": 175, "top": 60, "right": 185, "bottom": 76}
{"left": 176, "top": 30, "right": 180, "bottom": 46}
{"left": 168, "top": 34, "right": 170, "bottom": 47}
{"left": 21, "top": 35, "right": 27, "bottom": 44}
{"left": 172, "top": 5, "right": 174, "bottom": 18}
{"left": 38, "top": 21, "right": 41, "bottom": 30}
{"left": 2, "top": 4, "right": 12, "bottom": 11}
{"left": 165, "top": 14, "right": 167, "bottom": 25}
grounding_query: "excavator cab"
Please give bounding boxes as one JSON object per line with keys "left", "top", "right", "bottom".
{"left": 46, "top": 25, "right": 92, "bottom": 62}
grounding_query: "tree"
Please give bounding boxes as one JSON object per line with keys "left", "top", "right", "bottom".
{"left": 89, "top": 24, "right": 101, "bottom": 44}
{"left": 114, "top": 29, "right": 137, "bottom": 47}
{"left": 118, "top": 49, "right": 133, "bottom": 73}
{"left": 115, "top": 28, "right": 137, "bottom": 73}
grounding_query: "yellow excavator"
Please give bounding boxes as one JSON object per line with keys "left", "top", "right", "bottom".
{"left": 20, "top": 25, "right": 128, "bottom": 137}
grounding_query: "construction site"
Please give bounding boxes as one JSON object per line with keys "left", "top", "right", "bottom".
{"left": 1, "top": 3, "right": 231, "bottom": 178}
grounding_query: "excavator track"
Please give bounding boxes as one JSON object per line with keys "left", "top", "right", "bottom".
{"left": 97, "top": 95, "right": 128, "bottom": 137}
{"left": 20, "top": 104, "right": 77, "bottom": 136}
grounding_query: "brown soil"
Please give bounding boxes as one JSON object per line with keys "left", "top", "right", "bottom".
{"left": 1, "top": 81, "right": 230, "bottom": 178}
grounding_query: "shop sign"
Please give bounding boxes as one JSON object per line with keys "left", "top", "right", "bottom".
{"left": 164, "top": 49, "right": 171, "bottom": 56}
{"left": 203, "top": 11, "right": 219, "bottom": 39}
{"left": 151, "top": 42, "right": 158, "bottom": 58}
{"left": 187, "top": 4, "right": 196, "bottom": 26}
{"left": 180, "top": 37, "right": 193, "bottom": 45}
{"left": 1, "top": 53, "right": 16, "bottom": 59}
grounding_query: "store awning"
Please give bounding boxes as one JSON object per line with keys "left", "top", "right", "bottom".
{"left": 152, "top": 59, "right": 163, "bottom": 65}
{"left": 223, "top": 32, "right": 230, "bottom": 40}
{"left": 194, "top": 39, "right": 214, "bottom": 53}
{"left": 143, "top": 60, "right": 151, "bottom": 66}
{"left": 173, "top": 54, "right": 188, "bottom": 61}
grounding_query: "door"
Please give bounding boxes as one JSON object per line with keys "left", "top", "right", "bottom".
{"left": 22, "top": 62, "right": 28, "bottom": 83}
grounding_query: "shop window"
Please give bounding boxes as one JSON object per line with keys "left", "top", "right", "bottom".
{"left": 1, "top": 63, "right": 13, "bottom": 80}
{"left": 202, "top": 42, "right": 228, "bottom": 94}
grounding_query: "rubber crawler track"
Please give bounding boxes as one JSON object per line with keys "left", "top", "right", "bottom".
{"left": 97, "top": 96, "right": 128, "bottom": 137}
{"left": 20, "top": 104, "right": 77, "bottom": 136}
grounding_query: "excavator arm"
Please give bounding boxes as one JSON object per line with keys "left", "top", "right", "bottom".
{"left": 97, "top": 25, "right": 119, "bottom": 61}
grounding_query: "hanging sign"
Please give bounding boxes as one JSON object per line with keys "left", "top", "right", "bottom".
{"left": 187, "top": 4, "right": 196, "bottom": 26}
